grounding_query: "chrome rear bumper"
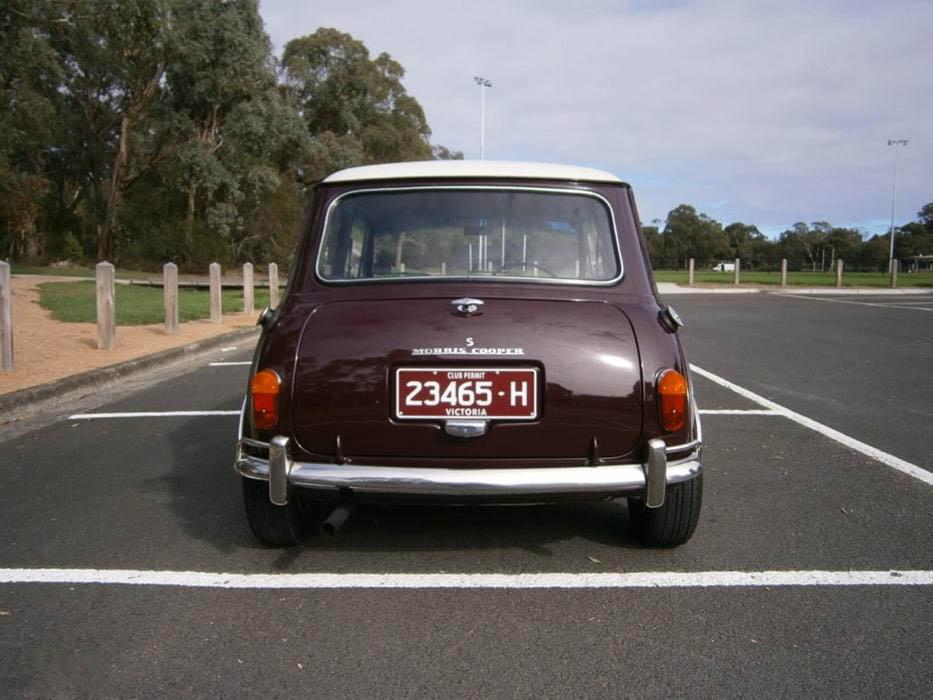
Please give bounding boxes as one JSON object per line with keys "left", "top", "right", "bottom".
{"left": 234, "top": 436, "right": 702, "bottom": 507}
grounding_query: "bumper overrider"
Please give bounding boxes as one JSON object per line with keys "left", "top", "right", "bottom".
{"left": 234, "top": 431, "right": 703, "bottom": 509}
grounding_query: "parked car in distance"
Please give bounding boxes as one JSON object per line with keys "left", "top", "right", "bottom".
{"left": 712, "top": 262, "right": 736, "bottom": 272}
{"left": 236, "top": 160, "right": 703, "bottom": 548}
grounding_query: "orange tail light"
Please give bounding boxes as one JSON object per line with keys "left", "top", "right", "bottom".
{"left": 658, "top": 369, "right": 688, "bottom": 432}
{"left": 251, "top": 369, "right": 282, "bottom": 430}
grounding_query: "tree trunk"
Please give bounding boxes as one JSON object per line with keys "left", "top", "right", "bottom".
{"left": 96, "top": 61, "right": 163, "bottom": 262}
{"left": 23, "top": 221, "right": 41, "bottom": 262}
{"left": 12, "top": 204, "right": 42, "bottom": 263}
{"left": 98, "top": 114, "right": 132, "bottom": 261}
{"left": 185, "top": 185, "right": 197, "bottom": 265}
{"left": 96, "top": 223, "right": 107, "bottom": 262}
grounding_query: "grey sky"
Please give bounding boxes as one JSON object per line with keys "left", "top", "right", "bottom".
{"left": 259, "top": 0, "right": 932, "bottom": 237}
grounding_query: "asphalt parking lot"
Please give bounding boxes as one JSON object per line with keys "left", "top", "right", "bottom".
{"left": 1, "top": 291, "right": 931, "bottom": 698}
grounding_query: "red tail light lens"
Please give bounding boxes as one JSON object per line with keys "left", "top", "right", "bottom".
{"left": 658, "top": 369, "right": 688, "bottom": 432}
{"left": 251, "top": 369, "right": 282, "bottom": 430}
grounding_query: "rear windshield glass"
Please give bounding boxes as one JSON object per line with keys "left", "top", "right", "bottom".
{"left": 316, "top": 188, "right": 620, "bottom": 282}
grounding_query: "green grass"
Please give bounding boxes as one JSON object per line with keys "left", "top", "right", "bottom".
{"left": 653, "top": 270, "right": 933, "bottom": 287}
{"left": 38, "top": 281, "right": 272, "bottom": 324}
{"left": 12, "top": 264, "right": 152, "bottom": 280}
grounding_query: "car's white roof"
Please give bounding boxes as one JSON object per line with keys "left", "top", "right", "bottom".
{"left": 322, "top": 160, "right": 623, "bottom": 184}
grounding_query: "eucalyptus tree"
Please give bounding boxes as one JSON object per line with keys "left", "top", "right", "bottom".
{"left": 0, "top": 0, "right": 61, "bottom": 261}
{"left": 281, "top": 28, "right": 433, "bottom": 181}
{"left": 163, "top": 0, "right": 309, "bottom": 264}
{"left": 46, "top": 0, "right": 174, "bottom": 261}
{"left": 662, "top": 204, "right": 730, "bottom": 266}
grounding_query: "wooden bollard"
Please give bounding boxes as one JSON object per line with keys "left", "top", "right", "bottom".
{"left": 781, "top": 259, "right": 788, "bottom": 287}
{"left": 96, "top": 261, "right": 116, "bottom": 350}
{"left": 0, "top": 260, "right": 13, "bottom": 371}
{"left": 209, "top": 262, "right": 222, "bottom": 323}
{"left": 268, "top": 263, "right": 279, "bottom": 308}
{"left": 836, "top": 260, "right": 844, "bottom": 288}
{"left": 733, "top": 258, "right": 741, "bottom": 285}
{"left": 163, "top": 262, "right": 179, "bottom": 334}
{"left": 243, "top": 262, "right": 254, "bottom": 315}
{"left": 688, "top": 258, "right": 695, "bottom": 286}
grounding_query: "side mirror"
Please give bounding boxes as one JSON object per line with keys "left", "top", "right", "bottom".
{"left": 257, "top": 307, "right": 279, "bottom": 331}
{"left": 658, "top": 305, "right": 684, "bottom": 333}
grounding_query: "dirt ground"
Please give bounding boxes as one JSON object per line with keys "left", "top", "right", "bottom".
{"left": 1, "top": 276, "right": 258, "bottom": 395}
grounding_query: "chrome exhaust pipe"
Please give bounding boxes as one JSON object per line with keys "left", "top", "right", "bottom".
{"left": 322, "top": 502, "right": 356, "bottom": 535}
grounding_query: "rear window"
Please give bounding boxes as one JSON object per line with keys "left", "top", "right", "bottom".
{"left": 316, "top": 188, "right": 621, "bottom": 283}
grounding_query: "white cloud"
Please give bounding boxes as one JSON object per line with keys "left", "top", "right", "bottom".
{"left": 259, "top": 0, "right": 933, "bottom": 235}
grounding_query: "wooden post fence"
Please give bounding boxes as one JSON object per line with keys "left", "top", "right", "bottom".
{"left": 688, "top": 258, "right": 695, "bottom": 286}
{"left": 836, "top": 259, "right": 844, "bottom": 288}
{"left": 0, "top": 261, "right": 13, "bottom": 371}
{"left": 96, "top": 261, "right": 116, "bottom": 350}
{"left": 243, "top": 262, "right": 254, "bottom": 315}
{"left": 209, "top": 262, "right": 222, "bottom": 323}
{"left": 733, "top": 258, "right": 741, "bottom": 286}
{"left": 268, "top": 263, "right": 279, "bottom": 308}
{"left": 781, "top": 259, "right": 788, "bottom": 287}
{"left": 163, "top": 262, "right": 179, "bottom": 334}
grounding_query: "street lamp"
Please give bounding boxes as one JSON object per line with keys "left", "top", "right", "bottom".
{"left": 473, "top": 76, "right": 492, "bottom": 160}
{"left": 887, "top": 138, "right": 908, "bottom": 275}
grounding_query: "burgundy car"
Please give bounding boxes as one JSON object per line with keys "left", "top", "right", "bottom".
{"left": 235, "top": 161, "right": 703, "bottom": 547}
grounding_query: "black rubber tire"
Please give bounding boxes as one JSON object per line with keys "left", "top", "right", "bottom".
{"left": 627, "top": 474, "right": 703, "bottom": 547}
{"left": 242, "top": 477, "right": 319, "bottom": 547}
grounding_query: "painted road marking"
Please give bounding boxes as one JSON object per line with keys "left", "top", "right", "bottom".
{"left": 68, "top": 411, "right": 240, "bottom": 419}
{"left": 777, "top": 294, "right": 933, "bottom": 312}
{"left": 698, "top": 409, "right": 780, "bottom": 415}
{"left": 691, "top": 364, "right": 933, "bottom": 485}
{"left": 209, "top": 361, "right": 252, "bottom": 366}
{"left": 0, "top": 568, "right": 930, "bottom": 589}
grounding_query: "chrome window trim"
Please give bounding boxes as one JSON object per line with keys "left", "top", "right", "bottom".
{"left": 313, "top": 185, "right": 625, "bottom": 287}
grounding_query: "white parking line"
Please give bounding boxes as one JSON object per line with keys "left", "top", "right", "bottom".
{"left": 691, "top": 364, "right": 933, "bottom": 486}
{"left": 0, "top": 568, "right": 930, "bottom": 589}
{"left": 698, "top": 409, "right": 780, "bottom": 415}
{"left": 209, "top": 361, "right": 251, "bottom": 366}
{"left": 777, "top": 294, "right": 933, "bottom": 312}
{"left": 875, "top": 299, "right": 933, "bottom": 305}
{"left": 68, "top": 411, "right": 240, "bottom": 419}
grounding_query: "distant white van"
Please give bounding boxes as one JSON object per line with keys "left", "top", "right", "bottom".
{"left": 712, "top": 262, "right": 735, "bottom": 272}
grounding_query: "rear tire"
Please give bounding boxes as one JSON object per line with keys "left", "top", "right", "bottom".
{"left": 242, "top": 477, "right": 319, "bottom": 547}
{"left": 627, "top": 474, "right": 703, "bottom": 547}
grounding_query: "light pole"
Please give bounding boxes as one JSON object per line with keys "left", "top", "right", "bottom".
{"left": 474, "top": 76, "right": 492, "bottom": 159}
{"left": 887, "top": 138, "right": 908, "bottom": 274}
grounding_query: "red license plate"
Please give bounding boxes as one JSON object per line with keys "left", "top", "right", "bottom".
{"left": 395, "top": 367, "right": 539, "bottom": 420}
